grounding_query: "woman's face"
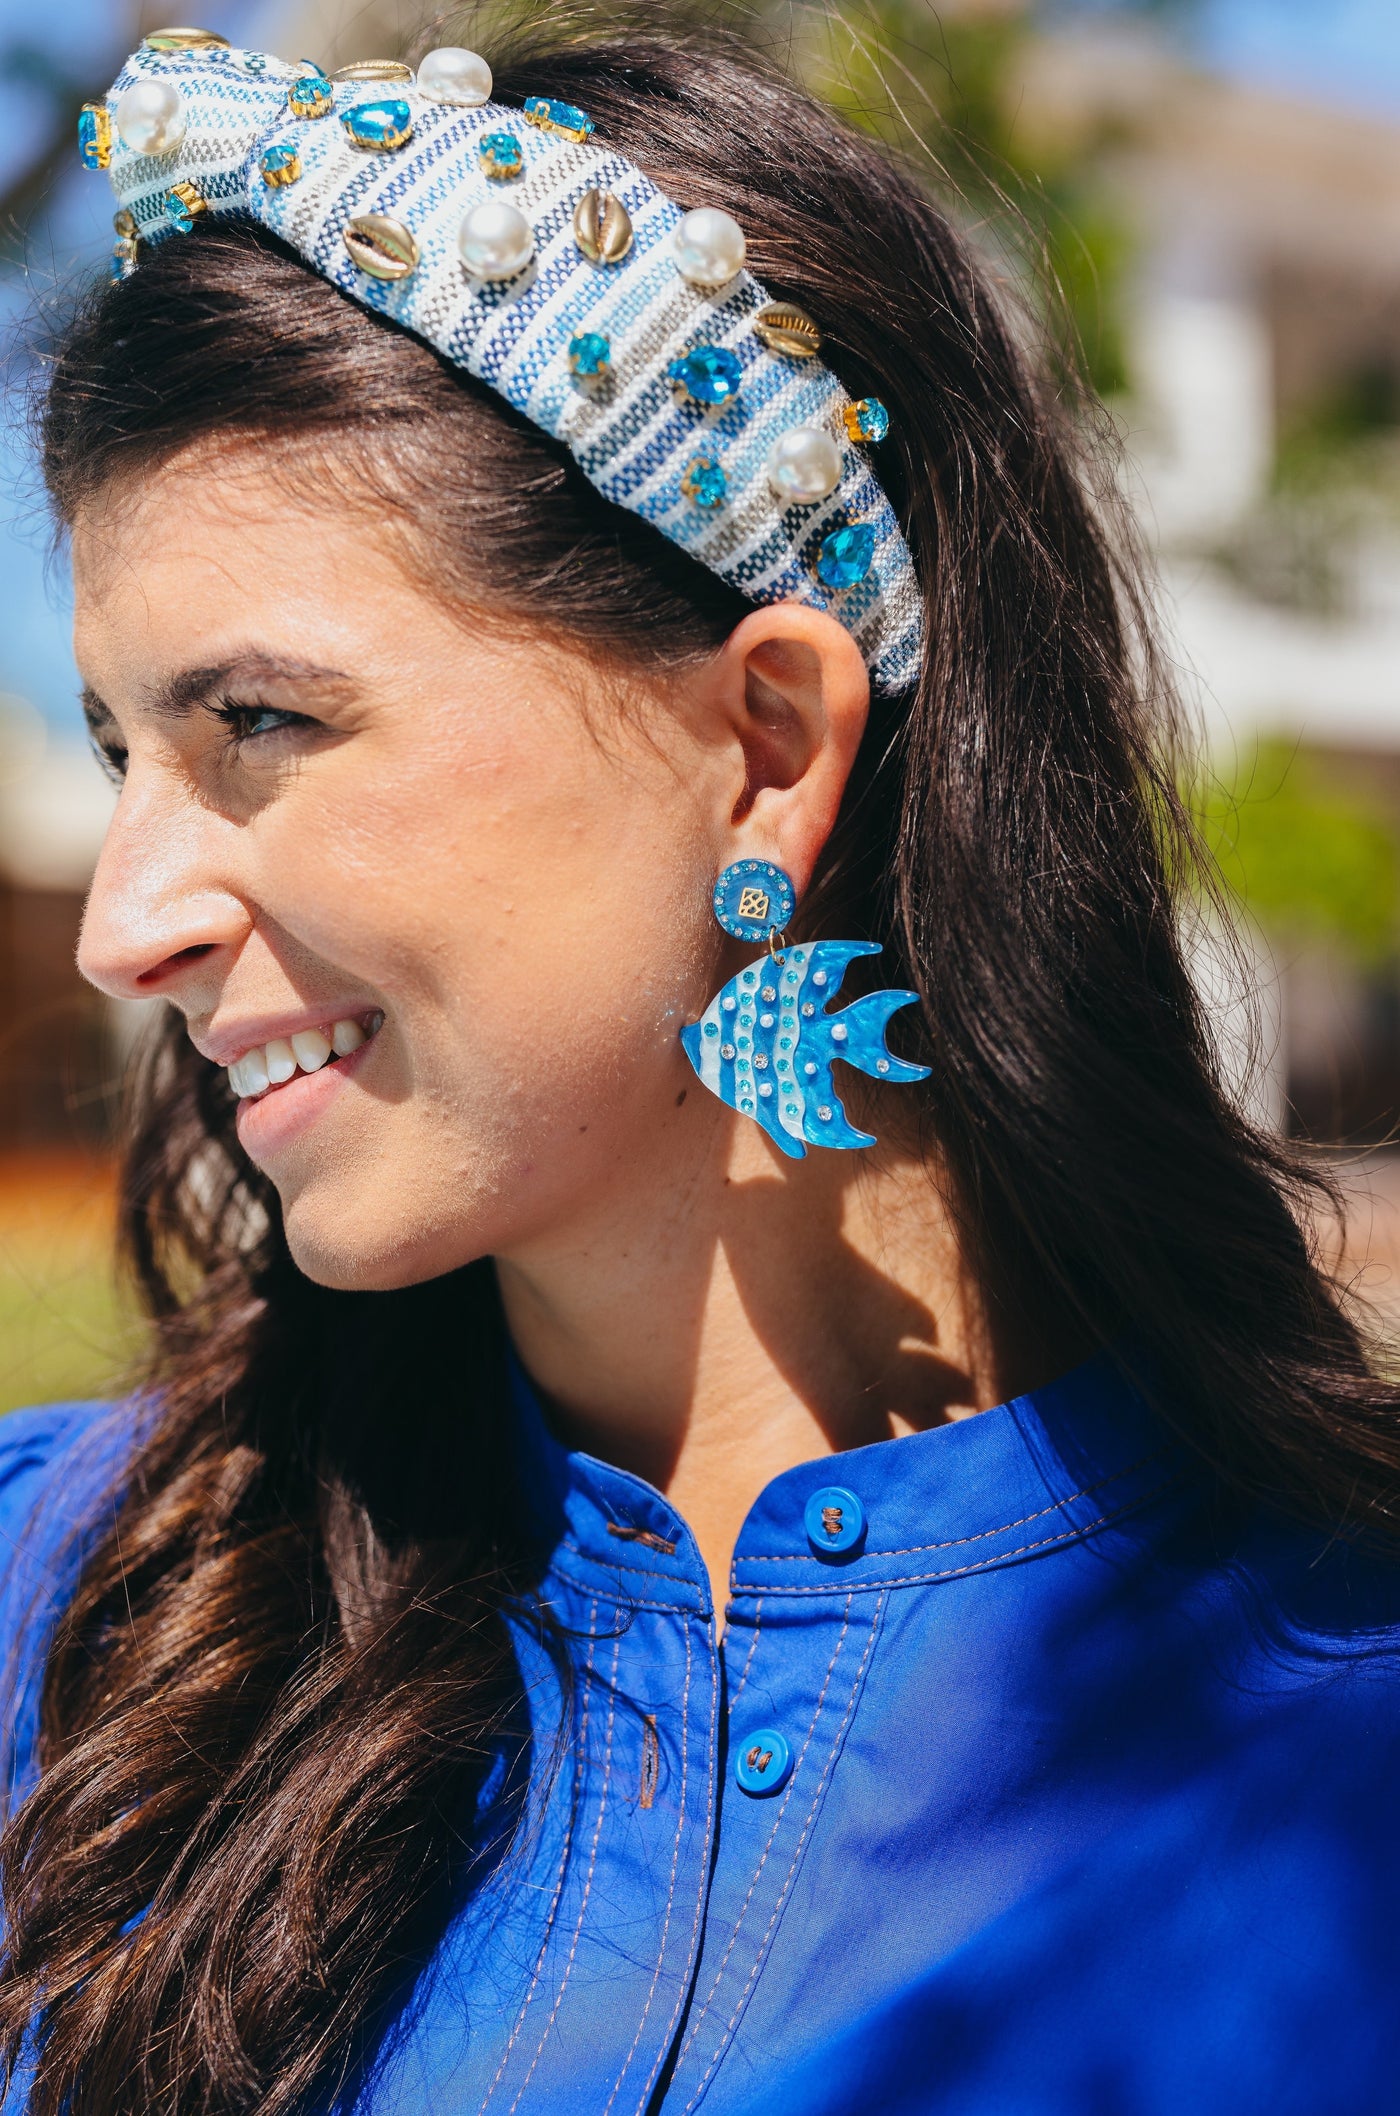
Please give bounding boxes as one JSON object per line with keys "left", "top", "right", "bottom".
{"left": 72, "top": 451, "right": 765, "bottom": 1290}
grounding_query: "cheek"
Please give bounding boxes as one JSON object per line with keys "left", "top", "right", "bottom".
{"left": 253, "top": 713, "right": 717, "bottom": 1120}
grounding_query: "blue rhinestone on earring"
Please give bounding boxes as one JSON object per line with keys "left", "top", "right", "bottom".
{"left": 683, "top": 861, "right": 930, "bottom": 1158}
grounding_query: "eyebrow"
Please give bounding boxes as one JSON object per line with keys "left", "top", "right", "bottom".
{"left": 148, "top": 653, "right": 358, "bottom": 717}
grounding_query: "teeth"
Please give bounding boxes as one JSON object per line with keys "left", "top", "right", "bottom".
{"left": 264, "top": 1038, "right": 297, "bottom": 1086}
{"left": 291, "top": 1027, "right": 332, "bottom": 1073}
{"left": 225, "top": 1016, "right": 376, "bottom": 1101}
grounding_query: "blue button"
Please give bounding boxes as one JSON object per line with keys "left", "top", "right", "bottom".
{"left": 804, "top": 1484, "right": 866, "bottom": 1558}
{"left": 734, "top": 1727, "right": 793, "bottom": 1797}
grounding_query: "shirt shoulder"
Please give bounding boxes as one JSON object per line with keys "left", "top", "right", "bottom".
{"left": 0, "top": 1401, "right": 136, "bottom": 1798}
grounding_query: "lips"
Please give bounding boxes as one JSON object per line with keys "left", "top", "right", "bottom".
{"left": 226, "top": 1010, "right": 383, "bottom": 1100}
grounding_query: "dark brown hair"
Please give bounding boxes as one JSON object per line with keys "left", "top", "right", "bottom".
{"left": 3, "top": 9, "right": 1395, "bottom": 2113}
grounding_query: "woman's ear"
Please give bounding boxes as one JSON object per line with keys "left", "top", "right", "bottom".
{"left": 697, "top": 602, "right": 870, "bottom": 898}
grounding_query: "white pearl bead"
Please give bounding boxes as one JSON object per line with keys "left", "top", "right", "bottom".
{"left": 114, "top": 77, "right": 187, "bottom": 157}
{"left": 768, "top": 427, "right": 843, "bottom": 506}
{"left": 416, "top": 46, "right": 492, "bottom": 106}
{"left": 673, "top": 206, "right": 746, "bottom": 288}
{"left": 457, "top": 199, "right": 534, "bottom": 281}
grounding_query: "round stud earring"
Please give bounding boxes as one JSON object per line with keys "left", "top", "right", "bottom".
{"left": 711, "top": 860, "right": 796, "bottom": 945}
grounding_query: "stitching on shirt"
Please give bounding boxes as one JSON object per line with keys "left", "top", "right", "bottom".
{"left": 600, "top": 1612, "right": 701, "bottom": 2116}
{"left": 505, "top": 1621, "right": 622, "bottom": 2113}
{"left": 673, "top": 1596, "right": 856, "bottom": 2093}
{"left": 736, "top": 1448, "right": 1171, "bottom": 1565}
{"left": 726, "top": 1601, "right": 763, "bottom": 1715}
{"left": 480, "top": 1598, "right": 599, "bottom": 2114}
{"left": 682, "top": 1591, "right": 885, "bottom": 2112}
{"left": 547, "top": 1555, "right": 707, "bottom": 1617}
{"left": 732, "top": 1478, "right": 1184, "bottom": 1597}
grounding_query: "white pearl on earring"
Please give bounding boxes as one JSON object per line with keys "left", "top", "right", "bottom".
{"left": 457, "top": 199, "right": 534, "bottom": 281}
{"left": 768, "top": 427, "right": 843, "bottom": 505}
{"left": 114, "top": 77, "right": 187, "bottom": 156}
{"left": 416, "top": 47, "right": 493, "bottom": 105}
{"left": 673, "top": 206, "right": 746, "bottom": 288}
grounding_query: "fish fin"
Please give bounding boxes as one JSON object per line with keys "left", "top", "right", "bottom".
{"left": 679, "top": 1023, "right": 705, "bottom": 1080}
{"left": 806, "top": 939, "right": 882, "bottom": 1002}
{"left": 762, "top": 1113, "right": 808, "bottom": 1160}
{"left": 831, "top": 990, "right": 932, "bottom": 1082}
{"left": 806, "top": 1101, "right": 877, "bottom": 1150}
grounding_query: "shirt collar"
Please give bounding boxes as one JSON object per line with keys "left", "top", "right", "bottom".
{"left": 508, "top": 1347, "right": 1188, "bottom": 1617}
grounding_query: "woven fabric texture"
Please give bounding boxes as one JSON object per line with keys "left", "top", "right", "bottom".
{"left": 101, "top": 42, "right": 924, "bottom": 693}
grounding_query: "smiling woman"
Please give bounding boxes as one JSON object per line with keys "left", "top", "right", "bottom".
{"left": 3, "top": 12, "right": 1400, "bottom": 2116}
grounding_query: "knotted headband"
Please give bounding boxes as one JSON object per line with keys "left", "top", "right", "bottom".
{"left": 81, "top": 32, "right": 924, "bottom": 693}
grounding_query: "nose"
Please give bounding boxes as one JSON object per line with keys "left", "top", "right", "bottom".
{"left": 78, "top": 770, "right": 252, "bottom": 1005}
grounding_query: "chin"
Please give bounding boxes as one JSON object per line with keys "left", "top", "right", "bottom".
{"left": 279, "top": 1189, "right": 491, "bottom": 1293}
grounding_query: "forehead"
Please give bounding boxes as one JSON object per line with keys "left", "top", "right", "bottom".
{"left": 70, "top": 452, "right": 422, "bottom": 684}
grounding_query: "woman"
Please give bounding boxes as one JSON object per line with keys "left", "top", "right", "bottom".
{"left": 1, "top": 13, "right": 1398, "bottom": 2115}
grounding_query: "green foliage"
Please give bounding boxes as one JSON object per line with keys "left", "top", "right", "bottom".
{"left": 799, "top": 0, "right": 1136, "bottom": 397}
{"left": 1199, "top": 739, "right": 1400, "bottom": 966}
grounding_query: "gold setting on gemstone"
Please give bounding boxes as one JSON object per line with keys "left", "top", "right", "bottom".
{"left": 342, "top": 212, "right": 420, "bottom": 281}
{"left": 753, "top": 302, "right": 822, "bottom": 359}
{"left": 287, "top": 75, "right": 332, "bottom": 120}
{"left": 573, "top": 188, "right": 633, "bottom": 265}
{"left": 78, "top": 103, "right": 111, "bottom": 170}
{"left": 143, "top": 27, "right": 230, "bottom": 51}
{"left": 260, "top": 145, "right": 302, "bottom": 188}
{"left": 167, "top": 178, "right": 208, "bottom": 226}
{"left": 331, "top": 60, "right": 413, "bottom": 82}
{"left": 113, "top": 207, "right": 138, "bottom": 240}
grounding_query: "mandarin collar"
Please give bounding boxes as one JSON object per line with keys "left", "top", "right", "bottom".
{"left": 508, "top": 1349, "right": 1188, "bottom": 1621}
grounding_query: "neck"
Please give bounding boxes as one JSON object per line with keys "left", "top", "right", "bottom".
{"left": 496, "top": 1102, "right": 1066, "bottom": 1612}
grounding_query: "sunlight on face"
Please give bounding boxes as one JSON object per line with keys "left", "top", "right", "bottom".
{"left": 72, "top": 453, "right": 732, "bottom": 1289}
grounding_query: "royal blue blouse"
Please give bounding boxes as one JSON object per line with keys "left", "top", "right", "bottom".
{"left": 3, "top": 1355, "right": 1400, "bottom": 2114}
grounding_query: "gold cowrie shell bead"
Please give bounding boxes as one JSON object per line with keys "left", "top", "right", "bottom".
{"left": 573, "top": 189, "right": 633, "bottom": 265}
{"left": 143, "top": 26, "right": 230, "bottom": 51}
{"left": 343, "top": 213, "right": 420, "bottom": 281}
{"left": 753, "top": 302, "right": 822, "bottom": 359}
{"left": 331, "top": 60, "right": 412, "bottom": 82}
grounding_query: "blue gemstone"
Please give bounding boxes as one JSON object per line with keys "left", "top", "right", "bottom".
{"left": 287, "top": 73, "right": 333, "bottom": 119}
{"left": 341, "top": 98, "right": 413, "bottom": 151}
{"left": 523, "top": 95, "right": 595, "bottom": 141}
{"left": 847, "top": 396, "right": 891, "bottom": 443}
{"left": 681, "top": 455, "right": 728, "bottom": 509}
{"left": 668, "top": 344, "right": 742, "bottom": 407}
{"left": 165, "top": 191, "right": 197, "bottom": 234}
{"left": 77, "top": 105, "right": 109, "bottom": 172}
{"left": 816, "top": 522, "right": 877, "bottom": 589}
{"left": 480, "top": 130, "right": 523, "bottom": 180}
{"left": 568, "top": 330, "right": 611, "bottom": 378}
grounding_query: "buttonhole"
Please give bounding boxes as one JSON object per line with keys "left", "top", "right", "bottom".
{"left": 640, "top": 1715, "right": 659, "bottom": 1810}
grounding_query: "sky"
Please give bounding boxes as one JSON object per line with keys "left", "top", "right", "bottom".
{"left": 3, "top": 0, "right": 1400, "bottom": 745}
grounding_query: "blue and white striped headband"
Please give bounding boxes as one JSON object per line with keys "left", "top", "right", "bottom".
{"left": 81, "top": 32, "right": 923, "bottom": 695}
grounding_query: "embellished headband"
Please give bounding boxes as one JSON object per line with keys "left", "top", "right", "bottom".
{"left": 80, "top": 31, "right": 923, "bottom": 694}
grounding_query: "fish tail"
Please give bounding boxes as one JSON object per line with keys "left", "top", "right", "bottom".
{"left": 832, "top": 990, "right": 932, "bottom": 1083}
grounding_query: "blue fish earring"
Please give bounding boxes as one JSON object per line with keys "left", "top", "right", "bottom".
{"left": 680, "top": 860, "right": 931, "bottom": 1159}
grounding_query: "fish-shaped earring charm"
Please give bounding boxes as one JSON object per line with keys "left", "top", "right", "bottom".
{"left": 680, "top": 861, "right": 931, "bottom": 1159}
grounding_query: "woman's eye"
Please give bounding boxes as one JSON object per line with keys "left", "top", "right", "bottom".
{"left": 91, "top": 737, "right": 128, "bottom": 786}
{"left": 212, "top": 701, "right": 314, "bottom": 747}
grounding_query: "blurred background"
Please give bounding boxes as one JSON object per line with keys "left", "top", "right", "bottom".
{"left": 3, "top": 0, "right": 1400, "bottom": 1408}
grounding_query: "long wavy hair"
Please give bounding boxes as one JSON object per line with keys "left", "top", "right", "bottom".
{"left": 2, "top": 9, "right": 1394, "bottom": 2113}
